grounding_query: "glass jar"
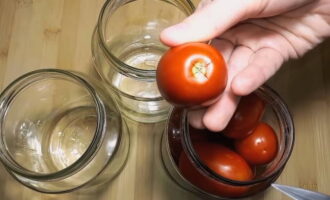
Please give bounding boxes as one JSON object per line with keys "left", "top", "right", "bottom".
{"left": 0, "top": 69, "right": 129, "bottom": 193}
{"left": 92, "top": 0, "right": 195, "bottom": 123}
{"left": 161, "top": 85, "right": 295, "bottom": 199}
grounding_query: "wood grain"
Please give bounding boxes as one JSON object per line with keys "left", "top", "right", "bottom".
{"left": 0, "top": 0, "right": 329, "bottom": 199}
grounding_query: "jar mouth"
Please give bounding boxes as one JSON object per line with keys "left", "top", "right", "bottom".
{"left": 0, "top": 69, "right": 106, "bottom": 181}
{"left": 96, "top": 0, "right": 195, "bottom": 80}
{"left": 92, "top": 28, "right": 165, "bottom": 102}
{"left": 181, "top": 85, "right": 295, "bottom": 186}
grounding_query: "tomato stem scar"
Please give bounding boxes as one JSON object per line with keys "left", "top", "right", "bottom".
{"left": 192, "top": 61, "right": 209, "bottom": 81}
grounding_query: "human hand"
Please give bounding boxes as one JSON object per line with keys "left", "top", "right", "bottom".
{"left": 160, "top": 0, "right": 330, "bottom": 131}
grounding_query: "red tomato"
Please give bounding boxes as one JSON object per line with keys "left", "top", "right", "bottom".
{"left": 179, "top": 142, "right": 254, "bottom": 198}
{"left": 156, "top": 43, "right": 227, "bottom": 107}
{"left": 223, "top": 93, "right": 265, "bottom": 139}
{"left": 234, "top": 122, "right": 278, "bottom": 165}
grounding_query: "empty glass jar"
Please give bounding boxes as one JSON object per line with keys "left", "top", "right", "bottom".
{"left": 161, "top": 85, "right": 295, "bottom": 199}
{"left": 0, "top": 69, "right": 129, "bottom": 193}
{"left": 92, "top": 0, "right": 195, "bottom": 123}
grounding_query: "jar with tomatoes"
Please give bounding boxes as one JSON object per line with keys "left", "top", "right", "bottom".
{"left": 92, "top": 0, "right": 195, "bottom": 123}
{"left": 161, "top": 85, "right": 294, "bottom": 199}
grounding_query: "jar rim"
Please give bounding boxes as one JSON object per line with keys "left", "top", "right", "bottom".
{"left": 0, "top": 69, "right": 107, "bottom": 181}
{"left": 95, "top": 0, "right": 195, "bottom": 80}
{"left": 181, "top": 85, "right": 295, "bottom": 186}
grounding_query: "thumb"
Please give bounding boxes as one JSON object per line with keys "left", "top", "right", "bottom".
{"left": 160, "top": 0, "right": 252, "bottom": 46}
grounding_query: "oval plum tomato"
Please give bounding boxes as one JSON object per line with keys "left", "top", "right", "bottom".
{"left": 223, "top": 93, "right": 265, "bottom": 139}
{"left": 234, "top": 122, "right": 278, "bottom": 165}
{"left": 179, "top": 142, "right": 254, "bottom": 198}
{"left": 156, "top": 43, "right": 227, "bottom": 107}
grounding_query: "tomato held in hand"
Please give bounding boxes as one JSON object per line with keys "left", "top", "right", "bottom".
{"left": 179, "top": 142, "right": 253, "bottom": 198}
{"left": 234, "top": 122, "right": 278, "bottom": 165}
{"left": 223, "top": 93, "right": 265, "bottom": 139}
{"left": 156, "top": 43, "right": 227, "bottom": 107}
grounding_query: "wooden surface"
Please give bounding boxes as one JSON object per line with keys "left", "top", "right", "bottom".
{"left": 0, "top": 0, "right": 330, "bottom": 199}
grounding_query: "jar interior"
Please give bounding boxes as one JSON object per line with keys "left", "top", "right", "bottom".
{"left": 1, "top": 77, "right": 99, "bottom": 174}
{"left": 100, "top": 0, "right": 193, "bottom": 99}
{"left": 165, "top": 86, "right": 294, "bottom": 198}
{"left": 168, "top": 105, "right": 289, "bottom": 180}
{"left": 103, "top": 0, "right": 190, "bottom": 70}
